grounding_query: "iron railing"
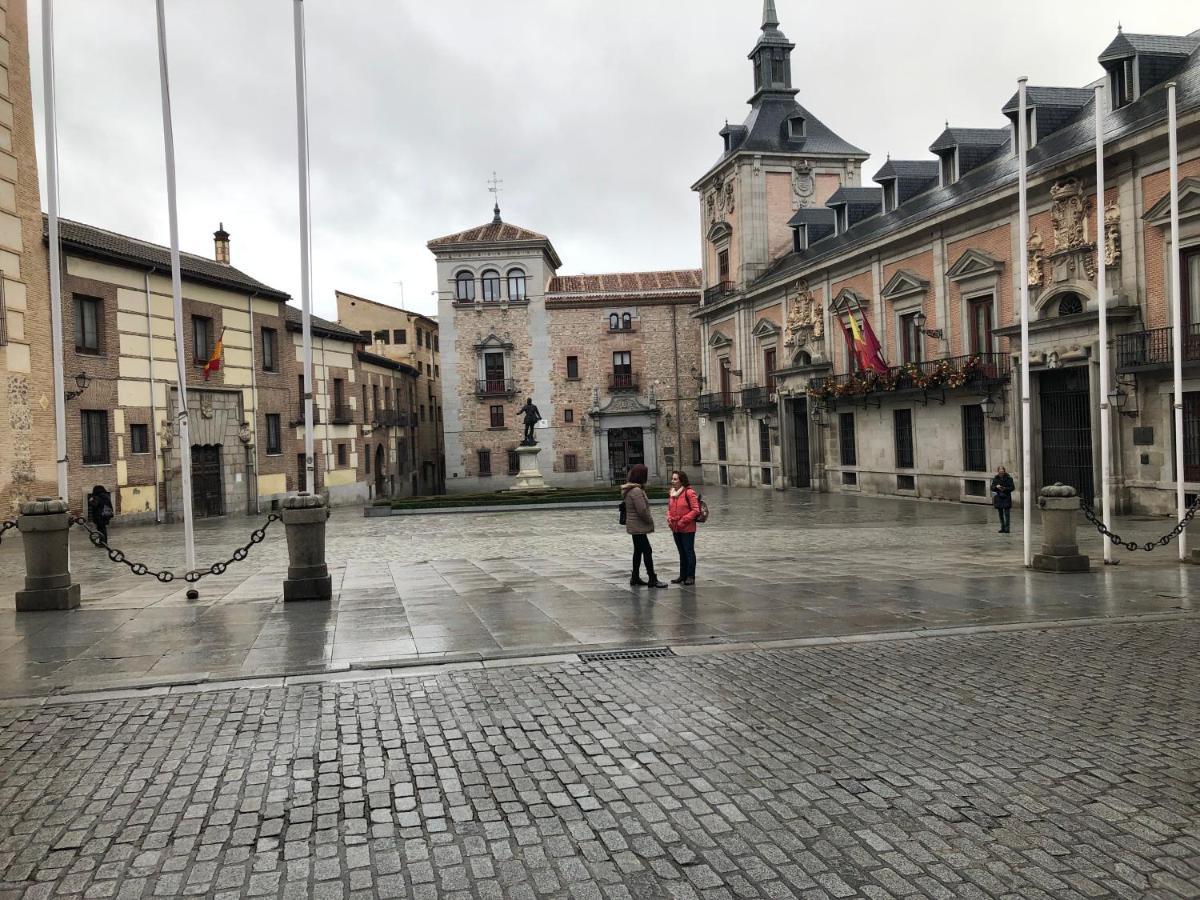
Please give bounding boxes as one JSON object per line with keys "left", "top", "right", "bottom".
{"left": 1116, "top": 325, "right": 1200, "bottom": 371}
{"left": 330, "top": 404, "right": 354, "bottom": 425}
{"left": 809, "top": 353, "right": 1012, "bottom": 396}
{"left": 703, "top": 281, "right": 737, "bottom": 304}
{"left": 476, "top": 378, "right": 516, "bottom": 398}
{"left": 699, "top": 392, "right": 735, "bottom": 414}
{"left": 741, "top": 385, "right": 774, "bottom": 409}
{"left": 609, "top": 373, "right": 638, "bottom": 392}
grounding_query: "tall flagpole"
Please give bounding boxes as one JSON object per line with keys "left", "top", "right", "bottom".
{"left": 1167, "top": 82, "right": 1186, "bottom": 561}
{"left": 154, "top": 0, "right": 197, "bottom": 574}
{"left": 1095, "top": 85, "right": 1113, "bottom": 565}
{"left": 40, "top": 0, "right": 67, "bottom": 502}
{"left": 293, "top": 0, "right": 316, "bottom": 489}
{"left": 1017, "top": 77, "right": 1033, "bottom": 567}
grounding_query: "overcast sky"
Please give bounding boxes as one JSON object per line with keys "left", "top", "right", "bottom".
{"left": 29, "top": 1, "right": 1198, "bottom": 321}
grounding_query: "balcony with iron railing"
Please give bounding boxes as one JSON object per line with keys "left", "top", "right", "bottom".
{"left": 609, "top": 372, "right": 639, "bottom": 392}
{"left": 289, "top": 405, "right": 321, "bottom": 427}
{"left": 808, "top": 353, "right": 1011, "bottom": 404}
{"left": 1117, "top": 324, "right": 1200, "bottom": 371}
{"left": 703, "top": 281, "right": 737, "bottom": 305}
{"left": 475, "top": 378, "right": 516, "bottom": 398}
{"left": 740, "top": 385, "right": 775, "bottom": 409}
{"left": 330, "top": 403, "right": 354, "bottom": 425}
{"left": 698, "top": 392, "right": 736, "bottom": 415}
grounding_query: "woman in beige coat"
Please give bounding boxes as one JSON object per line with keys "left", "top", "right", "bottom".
{"left": 621, "top": 463, "right": 667, "bottom": 588}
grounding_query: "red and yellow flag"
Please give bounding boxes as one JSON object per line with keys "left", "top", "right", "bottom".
{"left": 202, "top": 329, "right": 225, "bottom": 381}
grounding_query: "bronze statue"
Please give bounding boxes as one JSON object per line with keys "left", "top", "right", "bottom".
{"left": 519, "top": 398, "right": 542, "bottom": 446}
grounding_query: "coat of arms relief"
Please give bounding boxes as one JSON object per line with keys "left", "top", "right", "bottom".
{"left": 784, "top": 279, "right": 824, "bottom": 351}
{"left": 1027, "top": 177, "right": 1121, "bottom": 289}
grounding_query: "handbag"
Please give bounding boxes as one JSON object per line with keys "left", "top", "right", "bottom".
{"left": 692, "top": 490, "right": 709, "bottom": 525}
{"left": 618, "top": 500, "right": 627, "bottom": 526}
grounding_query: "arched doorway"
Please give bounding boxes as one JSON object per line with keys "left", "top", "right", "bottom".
{"left": 374, "top": 445, "right": 386, "bottom": 498}
{"left": 191, "top": 444, "right": 224, "bottom": 518}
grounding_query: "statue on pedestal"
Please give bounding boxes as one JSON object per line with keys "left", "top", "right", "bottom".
{"left": 519, "top": 398, "right": 542, "bottom": 446}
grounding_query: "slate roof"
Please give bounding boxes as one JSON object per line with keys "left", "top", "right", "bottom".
{"left": 929, "top": 127, "right": 1010, "bottom": 153}
{"left": 826, "top": 187, "right": 883, "bottom": 206}
{"left": 1001, "top": 86, "right": 1094, "bottom": 115}
{"left": 46, "top": 216, "right": 290, "bottom": 300}
{"left": 1099, "top": 32, "right": 1200, "bottom": 63}
{"left": 750, "top": 34, "right": 1200, "bottom": 293}
{"left": 872, "top": 159, "right": 939, "bottom": 181}
{"left": 547, "top": 270, "right": 701, "bottom": 300}
{"left": 283, "top": 304, "right": 364, "bottom": 343}
{"left": 786, "top": 208, "right": 836, "bottom": 227}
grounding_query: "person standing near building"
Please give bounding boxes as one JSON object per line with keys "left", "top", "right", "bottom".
{"left": 622, "top": 464, "right": 667, "bottom": 588}
{"left": 991, "top": 466, "right": 1015, "bottom": 534}
{"left": 666, "top": 470, "right": 701, "bottom": 585}
{"left": 87, "top": 485, "right": 114, "bottom": 543}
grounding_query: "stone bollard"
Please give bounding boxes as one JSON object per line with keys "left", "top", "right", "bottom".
{"left": 1032, "top": 483, "right": 1090, "bottom": 573}
{"left": 15, "top": 497, "right": 81, "bottom": 611}
{"left": 282, "top": 492, "right": 332, "bottom": 602}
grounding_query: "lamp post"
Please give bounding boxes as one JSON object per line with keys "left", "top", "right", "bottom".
{"left": 63, "top": 371, "right": 91, "bottom": 402}
{"left": 912, "top": 310, "right": 945, "bottom": 340}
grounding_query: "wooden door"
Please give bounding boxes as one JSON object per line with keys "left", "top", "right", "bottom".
{"left": 191, "top": 444, "right": 224, "bottom": 518}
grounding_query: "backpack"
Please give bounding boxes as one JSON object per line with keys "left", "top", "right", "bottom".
{"left": 692, "top": 490, "right": 709, "bottom": 525}
{"left": 618, "top": 500, "right": 627, "bottom": 526}
{"left": 100, "top": 497, "right": 114, "bottom": 524}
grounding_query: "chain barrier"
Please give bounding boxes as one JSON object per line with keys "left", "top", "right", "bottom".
{"left": 0, "top": 519, "right": 17, "bottom": 546}
{"left": 1079, "top": 495, "right": 1200, "bottom": 552}
{"left": 69, "top": 513, "right": 282, "bottom": 583}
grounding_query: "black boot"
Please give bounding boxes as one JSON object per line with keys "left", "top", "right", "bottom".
{"left": 647, "top": 574, "right": 668, "bottom": 589}
{"left": 630, "top": 574, "right": 646, "bottom": 586}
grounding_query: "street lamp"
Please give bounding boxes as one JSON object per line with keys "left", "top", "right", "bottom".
{"left": 1108, "top": 384, "right": 1139, "bottom": 418}
{"left": 810, "top": 404, "right": 827, "bottom": 427}
{"left": 912, "top": 310, "right": 944, "bottom": 340}
{"left": 64, "top": 371, "right": 92, "bottom": 401}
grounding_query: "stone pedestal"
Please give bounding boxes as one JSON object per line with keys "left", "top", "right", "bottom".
{"left": 15, "top": 497, "right": 81, "bottom": 611}
{"left": 508, "top": 445, "right": 547, "bottom": 492}
{"left": 1032, "top": 484, "right": 1090, "bottom": 572}
{"left": 282, "top": 493, "right": 332, "bottom": 601}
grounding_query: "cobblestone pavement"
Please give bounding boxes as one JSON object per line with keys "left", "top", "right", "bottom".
{"left": 1, "top": 619, "right": 1198, "bottom": 899}
{"left": 0, "top": 490, "right": 1197, "bottom": 698}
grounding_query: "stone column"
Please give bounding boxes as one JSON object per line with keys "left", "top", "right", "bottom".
{"left": 1032, "top": 483, "right": 1090, "bottom": 572}
{"left": 15, "top": 498, "right": 81, "bottom": 611}
{"left": 282, "top": 492, "right": 332, "bottom": 601}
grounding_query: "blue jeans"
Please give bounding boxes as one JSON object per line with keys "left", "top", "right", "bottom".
{"left": 997, "top": 507, "right": 1011, "bottom": 531}
{"left": 673, "top": 531, "right": 696, "bottom": 579}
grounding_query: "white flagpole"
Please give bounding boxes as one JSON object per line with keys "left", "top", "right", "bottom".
{"left": 154, "top": 0, "right": 197, "bottom": 574}
{"left": 1095, "top": 85, "right": 1112, "bottom": 565}
{"left": 293, "top": 0, "right": 315, "bottom": 490}
{"left": 41, "top": 0, "right": 68, "bottom": 502}
{"left": 1167, "top": 82, "right": 1186, "bottom": 561}
{"left": 1018, "top": 77, "right": 1033, "bottom": 567}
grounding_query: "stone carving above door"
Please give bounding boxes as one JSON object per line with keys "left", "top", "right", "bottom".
{"left": 1048, "top": 177, "right": 1096, "bottom": 283}
{"left": 784, "top": 279, "right": 824, "bottom": 349}
{"left": 791, "top": 163, "right": 814, "bottom": 209}
{"left": 1027, "top": 232, "right": 1045, "bottom": 287}
{"left": 1104, "top": 201, "right": 1121, "bottom": 267}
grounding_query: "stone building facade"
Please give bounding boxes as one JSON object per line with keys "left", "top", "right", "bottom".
{"left": 49, "top": 218, "right": 419, "bottom": 521}
{"left": 430, "top": 207, "right": 701, "bottom": 492}
{"left": 695, "top": 3, "right": 1200, "bottom": 516}
{"left": 0, "top": 0, "right": 55, "bottom": 515}
{"left": 334, "top": 290, "right": 444, "bottom": 494}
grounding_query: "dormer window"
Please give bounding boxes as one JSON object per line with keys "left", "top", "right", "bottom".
{"left": 1110, "top": 57, "right": 1135, "bottom": 109}
{"left": 792, "top": 225, "right": 807, "bottom": 252}
{"left": 788, "top": 115, "right": 806, "bottom": 140}
{"left": 881, "top": 180, "right": 898, "bottom": 213}
{"left": 939, "top": 150, "right": 958, "bottom": 187}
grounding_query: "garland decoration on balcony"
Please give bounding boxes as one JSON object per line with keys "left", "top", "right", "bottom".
{"left": 807, "top": 355, "right": 993, "bottom": 401}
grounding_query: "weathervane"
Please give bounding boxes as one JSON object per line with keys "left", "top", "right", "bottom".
{"left": 488, "top": 171, "right": 504, "bottom": 208}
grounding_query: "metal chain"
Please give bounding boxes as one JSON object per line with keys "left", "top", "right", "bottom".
{"left": 70, "top": 513, "right": 282, "bottom": 583}
{"left": 1079, "top": 495, "right": 1200, "bottom": 552}
{"left": 0, "top": 519, "right": 17, "bottom": 546}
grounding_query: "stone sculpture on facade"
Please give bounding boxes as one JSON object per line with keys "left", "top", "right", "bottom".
{"left": 519, "top": 398, "right": 542, "bottom": 446}
{"left": 1027, "top": 232, "right": 1044, "bottom": 287}
{"left": 784, "top": 279, "right": 823, "bottom": 347}
{"left": 1104, "top": 201, "right": 1121, "bottom": 267}
{"left": 1048, "top": 177, "right": 1097, "bottom": 282}
{"left": 791, "top": 163, "right": 814, "bottom": 209}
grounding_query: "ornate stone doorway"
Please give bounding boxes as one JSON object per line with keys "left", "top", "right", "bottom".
{"left": 607, "top": 427, "right": 645, "bottom": 484}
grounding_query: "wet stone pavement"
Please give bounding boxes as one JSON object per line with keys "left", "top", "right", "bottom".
{"left": 0, "top": 489, "right": 1198, "bottom": 699}
{"left": 0, "top": 619, "right": 1197, "bottom": 899}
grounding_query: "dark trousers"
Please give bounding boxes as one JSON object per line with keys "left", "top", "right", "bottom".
{"left": 672, "top": 531, "right": 696, "bottom": 578}
{"left": 631, "top": 534, "right": 656, "bottom": 579}
{"left": 997, "top": 507, "right": 1011, "bottom": 531}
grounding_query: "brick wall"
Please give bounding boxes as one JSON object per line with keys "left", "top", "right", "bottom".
{"left": 1141, "top": 155, "right": 1200, "bottom": 328}
{"left": 945, "top": 224, "right": 1012, "bottom": 356}
{"left": 881, "top": 250, "right": 935, "bottom": 360}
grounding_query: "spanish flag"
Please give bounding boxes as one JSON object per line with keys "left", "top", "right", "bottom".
{"left": 203, "top": 329, "right": 225, "bottom": 381}
{"left": 847, "top": 312, "right": 889, "bottom": 375}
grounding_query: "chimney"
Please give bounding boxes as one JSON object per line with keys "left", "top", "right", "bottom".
{"left": 213, "top": 222, "right": 230, "bottom": 265}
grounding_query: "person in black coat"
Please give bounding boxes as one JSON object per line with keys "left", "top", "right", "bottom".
{"left": 990, "top": 466, "right": 1015, "bottom": 533}
{"left": 87, "top": 484, "right": 114, "bottom": 543}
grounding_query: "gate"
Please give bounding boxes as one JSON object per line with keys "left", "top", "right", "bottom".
{"left": 607, "top": 427, "right": 644, "bottom": 484}
{"left": 1038, "top": 369, "right": 1094, "bottom": 500}
{"left": 191, "top": 444, "right": 225, "bottom": 518}
{"left": 1184, "top": 392, "right": 1200, "bottom": 482}
{"left": 789, "top": 398, "right": 810, "bottom": 488}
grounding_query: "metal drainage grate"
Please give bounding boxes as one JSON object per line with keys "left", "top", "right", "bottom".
{"left": 578, "top": 647, "right": 675, "bottom": 662}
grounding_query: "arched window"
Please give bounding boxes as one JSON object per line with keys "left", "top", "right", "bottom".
{"left": 609, "top": 313, "right": 620, "bottom": 331}
{"left": 621, "top": 312, "right": 632, "bottom": 331}
{"left": 454, "top": 271, "right": 475, "bottom": 301}
{"left": 506, "top": 268, "right": 527, "bottom": 300}
{"left": 481, "top": 270, "right": 501, "bottom": 302}
{"left": 1056, "top": 293, "right": 1083, "bottom": 316}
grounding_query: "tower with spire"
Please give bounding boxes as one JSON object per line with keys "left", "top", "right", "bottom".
{"left": 691, "top": 1, "right": 868, "bottom": 290}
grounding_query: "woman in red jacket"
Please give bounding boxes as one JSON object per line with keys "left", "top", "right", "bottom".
{"left": 666, "top": 470, "right": 701, "bottom": 585}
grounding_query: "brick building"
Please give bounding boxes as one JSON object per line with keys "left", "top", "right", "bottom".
{"left": 430, "top": 206, "right": 702, "bottom": 491}
{"left": 0, "top": 0, "right": 56, "bottom": 515}
{"left": 695, "top": 2, "right": 1200, "bottom": 515}
{"left": 334, "top": 290, "right": 444, "bottom": 494}
{"left": 50, "top": 218, "right": 419, "bottom": 521}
